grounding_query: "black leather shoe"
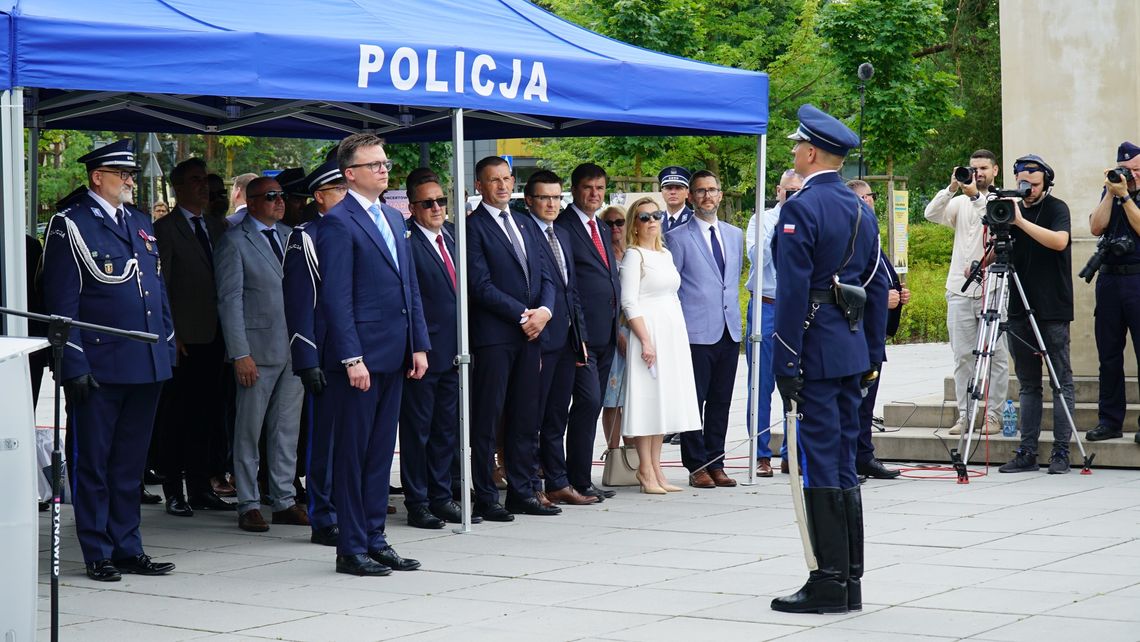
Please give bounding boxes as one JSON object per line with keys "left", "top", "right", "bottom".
{"left": 576, "top": 484, "right": 616, "bottom": 501}
{"left": 113, "top": 553, "right": 175, "bottom": 576}
{"left": 473, "top": 501, "right": 514, "bottom": 522}
{"left": 370, "top": 546, "right": 421, "bottom": 571}
{"left": 188, "top": 489, "right": 237, "bottom": 511}
{"left": 407, "top": 505, "right": 445, "bottom": 529}
{"left": 505, "top": 496, "right": 562, "bottom": 516}
{"left": 310, "top": 525, "right": 339, "bottom": 546}
{"left": 85, "top": 559, "right": 121, "bottom": 582}
{"left": 1087, "top": 425, "right": 1123, "bottom": 441}
{"left": 165, "top": 496, "right": 193, "bottom": 517}
{"left": 856, "top": 458, "right": 900, "bottom": 480}
{"left": 336, "top": 553, "right": 391, "bottom": 576}
{"left": 430, "top": 500, "right": 483, "bottom": 524}
{"left": 140, "top": 486, "right": 163, "bottom": 504}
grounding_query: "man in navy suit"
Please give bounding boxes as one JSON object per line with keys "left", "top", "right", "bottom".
{"left": 41, "top": 140, "right": 178, "bottom": 582}
{"left": 667, "top": 170, "right": 744, "bottom": 489}
{"left": 554, "top": 163, "right": 620, "bottom": 501}
{"left": 399, "top": 169, "right": 479, "bottom": 528}
{"left": 467, "top": 156, "right": 557, "bottom": 520}
{"left": 282, "top": 159, "right": 348, "bottom": 546}
{"left": 660, "top": 165, "right": 694, "bottom": 232}
{"left": 770, "top": 104, "right": 888, "bottom": 614}
{"left": 847, "top": 180, "right": 906, "bottom": 480}
{"left": 317, "top": 133, "right": 430, "bottom": 576}
{"left": 526, "top": 170, "right": 597, "bottom": 507}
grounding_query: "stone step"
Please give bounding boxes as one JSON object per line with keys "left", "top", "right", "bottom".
{"left": 766, "top": 424, "right": 1140, "bottom": 469}
{"left": 886, "top": 394, "right": 1136, "bottom": 431}
{"left": 942, "top": 375, "right": 1140, "bottom": 405}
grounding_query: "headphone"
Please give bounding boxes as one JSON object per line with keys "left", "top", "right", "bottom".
{"left": 1013, "top": 154, "right": 1055, "bottom": 188}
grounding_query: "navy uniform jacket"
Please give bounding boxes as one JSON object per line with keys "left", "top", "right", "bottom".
{"left": 41, "top": 192, "right": 176, "bottom": 384}
{"left": 316, "top": 198, "right": 430, "bottom": 373}
{"left": 554, "top": 206, "right": 619, "bottom": 349}
{"left": 772, "top": 172, "right": 886, "bottom": 380}
{"left": 283, "top": 216, "right": 326, "bottom": 373}
{"left": 407, "top": 220, "right": 459, "bottom": 373}
{"left": 665, "top": 204, "right": 694, "bottom": 232}
{"left": 532, "top": 219, "right": 588, "bottom": 354}
{"left": 466, "top": 204, "right": 556, "bottom": 349}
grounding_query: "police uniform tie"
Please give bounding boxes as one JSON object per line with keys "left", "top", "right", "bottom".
{"left": 191, "top": 215, "right": 213, "bottom": 265}
{"left": 546, "top": 226, "right": 567, "bottom": 284}
{"left": 436, "top": 234, "right": 457, "bottom": 289}
{"left": 116, "top": 207, "right": 128, "bottom": 233}
{"left": 588, "top": 218, "right": 610, "bottom": 268}
{"left": 368, "top": 203, "right": 399, "bottom": 271}
{"left": 261, "top": 228, "right": 284, "bottom": 265}
{"left": 709, "top": 224, "right": 726, "bottom": 276}
{"left": 499, "top": 211, "right": 530, "bottom": 285}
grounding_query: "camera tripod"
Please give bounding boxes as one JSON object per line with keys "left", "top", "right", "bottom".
{"left": 952, "top": 251, "right": 1094, "bottom": 483}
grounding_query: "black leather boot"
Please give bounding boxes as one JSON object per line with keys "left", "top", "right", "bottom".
{"left": 771, "top": 487, "right": 849, "bottom": 614}
{"left": 843, "top": 486, "right": 864, "bottom": 611}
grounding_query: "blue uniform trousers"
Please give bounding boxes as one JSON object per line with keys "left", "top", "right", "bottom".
{"left": 745, "top": 297, "right": 776, "bottom": 458}
{"left": 398, "top": 368, "right": 459, "bottom": 509}
{"left": 856, "top": 375, "right": 880, "bottom": 465}
{"left": 305, "top": 390, "right": 337, "bottom": 530}
{"left": 789, "top": 376, "right": 860, "bottom": 489}
{"left": 682, "top": 327, "right": 739, "bottom": 472}
{"left": 1094, "top": 272, "right": 1140, "bottom": 430}
{"left": 329, "top": 369, "right": 402, "bottom": 556}
{"left": 69, "top": 382, "right": 163, "bottom": 563}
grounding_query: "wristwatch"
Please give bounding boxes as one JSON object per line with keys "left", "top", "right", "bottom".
{"left": 344, "top": 357, "right": 363, "bottom": 368}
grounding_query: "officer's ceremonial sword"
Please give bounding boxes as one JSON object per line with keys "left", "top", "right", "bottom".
{"left": 785, "top": 398, "right": 818, "bottom": 570}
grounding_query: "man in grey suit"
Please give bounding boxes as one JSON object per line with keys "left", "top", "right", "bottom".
{"left": 666, "top": 169, "right": 744, "bottom": 489}
{"left": 215, "top": 176, "right": 308, "bottom": 532}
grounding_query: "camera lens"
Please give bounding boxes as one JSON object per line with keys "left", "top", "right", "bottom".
{"left": 954, "top": 166, "right": 973, "bottom": 184}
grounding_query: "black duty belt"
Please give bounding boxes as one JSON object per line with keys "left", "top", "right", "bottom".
{"left": 1102, "top": 263, "right": 1140, "bottom": 275}
{"left": 808, "top": 289, "right": 837, "bottom": 305}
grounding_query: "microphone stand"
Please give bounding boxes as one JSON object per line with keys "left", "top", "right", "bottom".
{"left": 858, "top": 79, "right": 867, "bottom": 180}
{"left": 0, "top": 307, "right": 157, "bottom": 642}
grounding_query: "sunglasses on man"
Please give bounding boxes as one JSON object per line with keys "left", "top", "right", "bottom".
{"left": 413, "top": 197, "right": 449, "bottom": 209}
{"left": 250, "top": 190, "right": 285, "bottom": 202}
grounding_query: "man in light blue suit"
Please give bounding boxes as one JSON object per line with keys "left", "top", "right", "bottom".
{"left": 666, "top": 170, "right": 744, "bottom": 489}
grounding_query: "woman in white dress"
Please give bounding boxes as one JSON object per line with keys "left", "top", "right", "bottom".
{"left": 620, "top": 197, "right": 702, "bottom": 494}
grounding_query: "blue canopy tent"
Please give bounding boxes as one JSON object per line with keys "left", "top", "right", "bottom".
{"left": 0, "top": 0, "right": 771, "bottom": 558}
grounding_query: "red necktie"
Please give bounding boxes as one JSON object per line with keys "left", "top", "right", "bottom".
{"left": 588, "top": 219, "right": 609, "bottom": 268}
{"left": 436, "top": 234, "right": 457, "bottom": 289}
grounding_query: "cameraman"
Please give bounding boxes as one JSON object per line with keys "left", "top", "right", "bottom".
{"left": 996, "top": 155, "right": 1076, "bottom": 474}
{"left": 1086, "top": 141, "right": 1140, "bottom": 444}
{"left": 924, "top": 149, "right": 1008, "bottom": 436}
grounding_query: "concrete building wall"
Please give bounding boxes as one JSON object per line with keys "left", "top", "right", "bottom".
{"left": 1000, "top": 0, "right": 1140, "bottom": 376}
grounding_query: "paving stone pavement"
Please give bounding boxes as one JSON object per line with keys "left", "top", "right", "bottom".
{"left": 35, "top": 343, "right": 1140, "bottom": 640}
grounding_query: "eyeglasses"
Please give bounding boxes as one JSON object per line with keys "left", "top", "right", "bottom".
{"left": 250, "top": 190, "right": 285, "bottom": 202}
{"left": 783, "top": 187, "right": 800, "bottom": 195}
{"left": 315, "top": 184, "right": 348, "bottom": 194}
{"left": 606, "top": 218, "right": 625, "bottom": 228}
{"left": 96, "top": 169, "right": 138, "bottom": 181}
{"left": 859, "top": 193, "right": 874, "bottom": 202}
{"left": 413, "top": 197, "right": 449, "bottom": 209}
{"left": 693, "top": 187, "right": 721, "bottom": 197}
{"left": 346, "top": 159, "right": 393, "bottom": 173}
{"left": 528, "top": 195, "right": 561, "bottom": 203}
{"left": 637, "top": 212, "right": 666, "bottom": 222}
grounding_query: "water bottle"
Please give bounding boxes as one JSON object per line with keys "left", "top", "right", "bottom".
{"left": 1002, "top": 400, "right": 1018, "bottom": 437}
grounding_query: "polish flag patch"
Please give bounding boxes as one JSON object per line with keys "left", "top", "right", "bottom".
{"left": 782, "top": 223, "right": 796, "bottom": 234}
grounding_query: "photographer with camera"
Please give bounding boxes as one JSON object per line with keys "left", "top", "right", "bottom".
{"left": 990, "top": 155, "right": 1077, "bottom": 474}
{"left": 1084, "top": 141, "right": 1140, "bottom": 444}
{"left": 924, "top": 150, "right": 1009, "bottom": 436}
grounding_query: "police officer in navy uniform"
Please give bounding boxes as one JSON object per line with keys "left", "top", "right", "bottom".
{"left": 282, "top": 159, "right": 347, "bottom": 546}
{"left": 1087, "top": 141, "right": 1140, "bottom": 444}
{"left": 41, "top": 140, "right": 178, "bottom": 582}
{"left": 770, "top": 105, "right": 887, "bottom": 614}
{"left": 659, "top": 166, "right": 693, "bottom": 233}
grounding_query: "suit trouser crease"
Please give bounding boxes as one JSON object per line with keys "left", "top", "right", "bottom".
{"left": 793, "top": 376, "right": 860, "bottom": 489}
{"left": 400, "top": 369, "right": 459, "bottom": 508}
{"left": 538, "top": 342, "right": 577, "bottom": 492}
{"left": 158, "top": 337, "right": 225, "bottom": 497}
{"left": 471, "top": 341, "right": 541, "bottom": 504}
{"left": 682, "top": 328, "right": 739, "bottom": 472}
{"left": 233, "top": 361, "right": 302, "bottom": 514}
{"left": 306, "top": 390, "right": 337, "bottom": 529}
{"left": 1006, "top": 317, "right": 1075, "bottom": 455}
{"left": 70, "top": 382, "right": 163, "bottom": 563}
{"left": 565, "top": 342, "right": 610, "bottom": 489}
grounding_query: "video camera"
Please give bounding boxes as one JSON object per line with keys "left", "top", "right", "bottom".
{"left": 983, "top": 180, "right": 1032, "bottom": 229}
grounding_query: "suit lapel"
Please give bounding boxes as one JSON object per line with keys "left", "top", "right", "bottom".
{"left": 478, "top": 205, "right": 527, "bottom": 274}
{"left": 381, "top": 204, "right": 406, "bottom": 273}
{"left": 565, "top": 207, "right": 609, "bottom": 271}
{"left": 345, "top": 197, "right": 397, "bottom": 272}
{"left": 172, "top": 210, "right": 211, "bottom": 267}
{"left": 242, "top": 217, "right": 283, "bottom": 275}
{"left": 414, "top": 225, "right": 453, "bottom": 292}
{"left": 688, "top": 218, "right": 722, "bottom": 281}
{"left": 95, "top": 202, "right": 130, "bottom": 243}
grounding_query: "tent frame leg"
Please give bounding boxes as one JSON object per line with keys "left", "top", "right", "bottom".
{"left": 743, "top": 134, "right": 766, "bottom": 486}
{"left": 450, "top": 108, "right": 473, "bottom": 534}
{"left": 1, "top": 88, "right": 27, "bottom": 337}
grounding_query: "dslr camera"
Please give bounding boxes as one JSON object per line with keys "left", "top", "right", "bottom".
{"left": 1079, "top": 234, "right": 1137, "bottom": 282}
{"left": 1106, "top": 166, "right": 1134, "bottom": 186}
{"left": 954, "top": 166, "right": 975, "bottom": 184}
{"left": 983, "top": 180, "right": 1032, "bottom": 229}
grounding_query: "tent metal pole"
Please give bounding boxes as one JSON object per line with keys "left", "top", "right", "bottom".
{"left": 29, "top": 121, "right": 39, "bottom": 236}
{"left": 744, "top": 134, "right": 766, "bottom": 486}
{"left": 450, "top": 108, "right": 473, "bottom": 534}
{"left": 1, "top": 89, "right": 28, "bottom": 336}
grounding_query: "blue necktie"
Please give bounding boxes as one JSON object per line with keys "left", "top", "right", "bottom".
{"left": 368, "top": 203, "right": 399, "bottom": 271}
{"left": 709, "top": 224, "right": 726, "bottom": 276}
